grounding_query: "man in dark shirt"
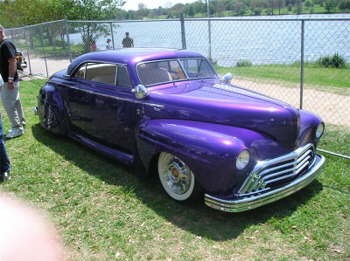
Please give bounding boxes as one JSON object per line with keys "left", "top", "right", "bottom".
{"left": 122, "top": 32, "right": 134, "bottom": 48}
{"left": 0, "top": 25, "right": 25, "bottom": 139}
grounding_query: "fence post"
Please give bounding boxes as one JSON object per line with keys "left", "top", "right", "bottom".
{"left": 207, "top": 2, "right": 212, "bottom": 61}
{"left": 43, "top": 51, "right": 49, "bottom": 78}
{"left": 64, "top": 19, "right": 72, "bottom": 62}
{"left": 26, "top": 50, "right": 32, "bottom": 76}
{"left": 300, "top": 20, "right": 305, "bottom": 110}
{"left": 110, "top": 22, "right": 115, "bottom": 49}
{"left": 180, "top": 13, "right": 187, "bottom": 49}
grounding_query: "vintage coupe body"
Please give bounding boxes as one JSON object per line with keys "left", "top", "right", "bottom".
{"left": 37, "top": 48, "right": 325, "bottom": 212}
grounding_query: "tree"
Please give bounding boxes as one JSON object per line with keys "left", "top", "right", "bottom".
{"left": 0, "top": 0, "right": 76, "bottom": 27}
{"left": 305, "top": 0, "right": 314, "bottom": 8}
{"left": 338, "top": 0, "right": 350, "bottom": 9}
{"left": 325, "top": 0, "right": 336, "bottom": 12}
{"left": 69, "top": 0, "right": 125, "bottom": 52}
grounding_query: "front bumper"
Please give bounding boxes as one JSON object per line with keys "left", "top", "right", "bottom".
{"left": 204, "top": 154, "right": 325, "bottom": 212}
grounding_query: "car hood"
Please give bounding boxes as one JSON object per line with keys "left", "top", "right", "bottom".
{"left": 145, "top": 80, "right": 300, "bottom": 149}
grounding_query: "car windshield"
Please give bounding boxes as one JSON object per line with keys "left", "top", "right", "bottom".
{"left": 137, "top": 58, "right": 216, "bottom": 86}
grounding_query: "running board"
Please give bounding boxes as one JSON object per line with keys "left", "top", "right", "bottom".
{"left": 71, "top": 133, "right": 134, "bottom": 166}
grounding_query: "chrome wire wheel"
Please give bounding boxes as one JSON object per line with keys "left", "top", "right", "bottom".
{"left": 158, "top": 152, "right": 195, "bottom": 201}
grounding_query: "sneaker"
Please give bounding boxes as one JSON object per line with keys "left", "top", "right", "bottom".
{"left": 0, "top": 171, "right": 11, "bottom": 182}
{"left": 6, "top": 128, "right": 24, "bottom": 139}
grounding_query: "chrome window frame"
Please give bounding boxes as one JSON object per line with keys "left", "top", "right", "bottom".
{"left": 70, "top": 60, "right": 132, "bottom": 89}
{"left": 136, "top": 57, "right": 218, "bottom": 87}
{"left": 178, "top": 57, "right": 217, "bottom": 80}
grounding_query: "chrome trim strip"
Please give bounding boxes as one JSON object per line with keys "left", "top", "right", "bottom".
{"left": 238, "top": 143, "right": 313, "bottom": 194}
{"left": 265, "top": 172, "right": 299, "bottom": 185}
{"left": 58, "top": 83, "right": 164, "bottom": 109}
{"left": 204, "top": 154, "right": 325, "bottom": 213}
{"left": 259, "top": 161, "right": 294, "bottom": 176}
{"left": 297, "top": 149, "right": 312, "bottom": 163}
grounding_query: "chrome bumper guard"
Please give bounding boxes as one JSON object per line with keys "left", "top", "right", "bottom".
{"left": 204, "top": 154, "right": 325, "bottom": 213}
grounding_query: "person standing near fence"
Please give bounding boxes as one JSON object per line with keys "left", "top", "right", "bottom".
{"left": 122, "top": 32, "right": 134, "bottom": 48}
{"left": 106, "top": 38, "right": 113, "bottom": 50}
{"left": 0, "top": 25, "right": 25, "bottom": 139}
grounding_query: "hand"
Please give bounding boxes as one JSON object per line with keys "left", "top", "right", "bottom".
{"left": 7, "top": 80, "right": 15, "bottom": 89}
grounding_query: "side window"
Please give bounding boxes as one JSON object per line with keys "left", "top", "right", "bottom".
{"left": 73, "top": 64, "right": 86, "bottom": 80}
{"left": 116, "top": 65, "right": 131, "bottom": 88}
{"left": 85, "top": 63, "right": 117, "bottom": 85}
{"left": 182, "top": 59, "right": 199, "bottom": 76}
{"left": 179, "top": 58, "right": 216, "bottom": 78}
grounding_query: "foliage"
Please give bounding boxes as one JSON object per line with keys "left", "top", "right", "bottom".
{"left": 125, "top": 0, "right": 350, "bottom": 19}
{"left": 236, "top": 59, "right": 253, "bottom": 67}
{"left": 0, "top": 0, "right": 124, "bottom": 27}
{"left": 317, "top": 53, "right": 347, "bottom": 68}
{"left": 69, "top": 0, "right": 125, "bottom": 52}
{"left": 0, "top": 0, "right": 75, "bottom": 27}
{"left": 338, "top": 0, "right": 350, "bottom": 9}
{"left": 325, "top": 0, "right": 337, "bottom": 12}
{"left": 1, "top": 0, "right": 350, "bottom": 26}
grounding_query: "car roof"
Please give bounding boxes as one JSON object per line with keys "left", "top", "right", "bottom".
{"left": 67, "top": 48, "right": 205, "bottom": 75}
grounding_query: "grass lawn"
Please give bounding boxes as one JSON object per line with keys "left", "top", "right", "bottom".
{"left": 216, "top": 64, "right": 350, "bottom": 95}
{"left": 1, "top": 80, "right": 349, "bottom": 260}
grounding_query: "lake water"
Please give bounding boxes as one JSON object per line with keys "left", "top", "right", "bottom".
{"left": 69, "top": 14, "right": 350, "bottom": 66}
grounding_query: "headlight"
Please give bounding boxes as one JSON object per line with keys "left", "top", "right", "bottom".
{"left": 316, "top": 123, "right": 325, "bottom": 138}
{"left": 236, "top": 150, "right": 250, "bottom": 170}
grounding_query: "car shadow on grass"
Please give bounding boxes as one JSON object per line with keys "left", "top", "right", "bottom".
{"left": 32, "top": 124, "right": 324, "bottom": 241}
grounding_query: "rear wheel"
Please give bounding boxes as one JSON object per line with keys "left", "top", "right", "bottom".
{"left": 158, "top": 152, "right": 202, "bottom": 202}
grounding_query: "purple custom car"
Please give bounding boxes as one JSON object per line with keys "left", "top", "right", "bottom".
{"left": 37, "top": 48, "right": 325, "bottom": 212}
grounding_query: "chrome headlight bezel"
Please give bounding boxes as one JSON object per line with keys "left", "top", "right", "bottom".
{"left": 316, "top": 122, "right": 325, "bottom": 139}
{"left": 236, "top": 150, "right": 250, "bottom": 170}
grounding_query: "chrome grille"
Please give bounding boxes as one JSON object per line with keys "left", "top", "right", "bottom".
{"left": 237, "top": 144, "right": 315, "bottom": 197}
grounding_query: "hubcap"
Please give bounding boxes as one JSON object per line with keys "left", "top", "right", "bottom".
{"left": 158, "top": 152, "right": 195, "bottom": 201}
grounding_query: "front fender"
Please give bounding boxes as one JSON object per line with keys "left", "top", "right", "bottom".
{"left": 38, "top": 83, "right": 67, "bottom": 135}
{"left": 136, "top": 119, "right": 271, "bottom": 195}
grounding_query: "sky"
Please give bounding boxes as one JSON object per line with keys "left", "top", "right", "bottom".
{"left": 122, "top": 0, "right": 199, "bottom": 11}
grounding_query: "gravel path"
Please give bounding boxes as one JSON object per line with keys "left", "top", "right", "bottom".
{"left": 234, "top": 78, "right": 350, "bottom": 127}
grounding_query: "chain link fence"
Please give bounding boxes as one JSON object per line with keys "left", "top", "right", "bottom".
{"left": 6, "top": 16, "right": 350, "bottom": 158}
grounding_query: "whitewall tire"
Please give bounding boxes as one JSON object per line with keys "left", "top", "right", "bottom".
{"left": 158, "top": 152, "right": 201, "bottom": 202}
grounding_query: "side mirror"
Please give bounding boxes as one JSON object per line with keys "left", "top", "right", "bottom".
{"left": 222, "top": 73, "right": 233, "bottom": 84}
{"left": 132, "top": 84, "right": 149, "bottom": 99}
{"left": 63, "top": 74, "right": 71, "bottom": 79}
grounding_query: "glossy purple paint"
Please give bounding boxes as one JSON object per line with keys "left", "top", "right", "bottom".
{"left": 38, "top": 48, "right": 324, "bottom": 210}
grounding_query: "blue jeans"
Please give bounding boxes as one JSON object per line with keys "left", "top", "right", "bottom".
{"left": 0, "top": 116, "right": 10, "bottom": 174}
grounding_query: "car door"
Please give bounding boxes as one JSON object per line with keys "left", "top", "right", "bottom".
{"left": 65, "top": 62, "right": 97, "bottom": 137}
{"left": 92, "top": 64, "right": 138, "bottom": 153}
{"left": 66, "top": 61, "right": 138, "bottom": 153}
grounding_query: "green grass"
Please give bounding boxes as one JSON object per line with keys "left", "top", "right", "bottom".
{"left": 1, "top": 80, "right": 349, "bottom": 260}
{"left": 217, "top": 64, "right": 350, "bottom": 94}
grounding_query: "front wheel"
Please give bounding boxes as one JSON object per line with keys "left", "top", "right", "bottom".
{"left": 158, "top": 152, "right": 202, "bottom": 202}
{"left": 41, "top": 103, "right": 66, "bottom": 136}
